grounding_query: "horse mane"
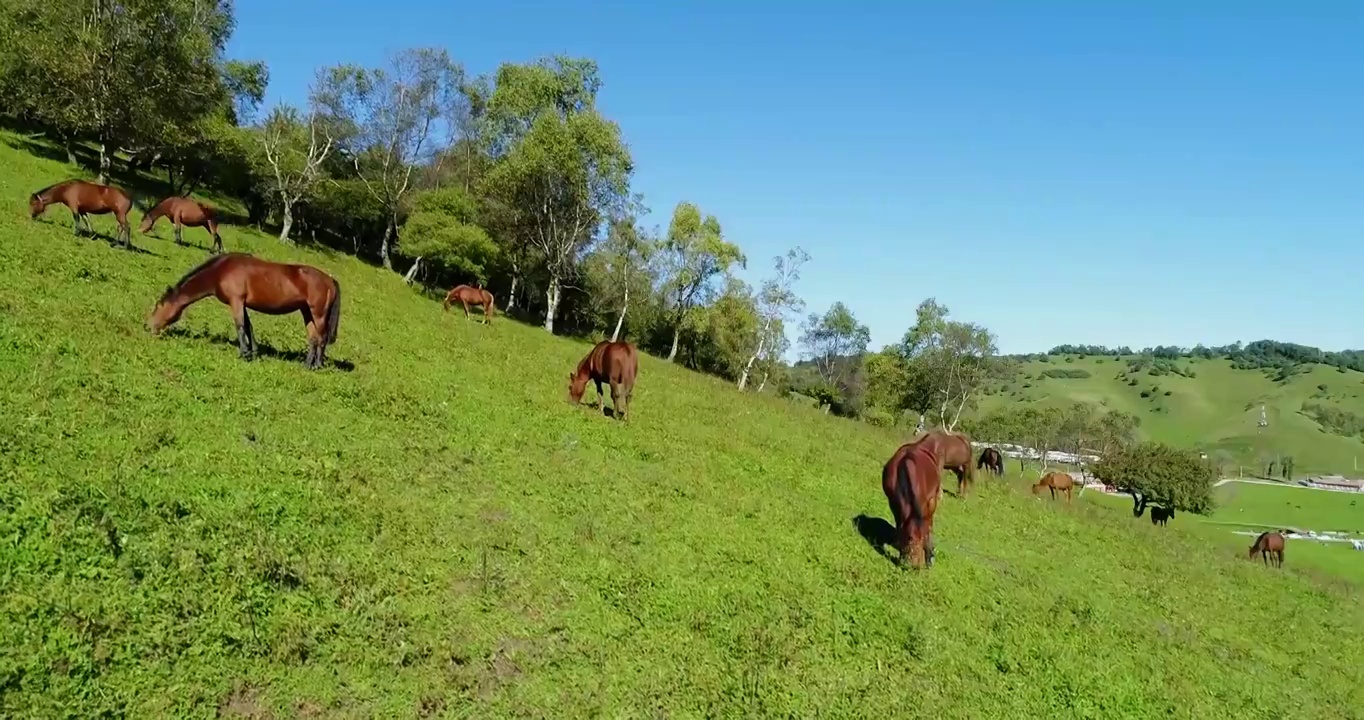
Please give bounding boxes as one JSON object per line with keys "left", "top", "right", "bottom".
{"left": 159, "top": 253, "right": 236, "bottom": 303}
{"left": 31, "top": 178, "right": 79, "bottom": 198}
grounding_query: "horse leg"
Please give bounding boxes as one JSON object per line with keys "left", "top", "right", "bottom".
{"left": 954, "top": 467, "right": 967, "bottom": 497}
{"left": 462, "top": 301, "right": 471, "bottom": 320}
{"left": 610, "top": 380, "right": 625, "bottom": 421}
{"left": 174, "top": 221, "right": 183, "bottom": 246}
{"left": 301, "top": 308, "right": 321, "bottom": 369}
{"left": 231, "top": 301, "right": 252, "bottom": 360}
{"left": 70, "top": 209, "right": 83, "bottom": 236}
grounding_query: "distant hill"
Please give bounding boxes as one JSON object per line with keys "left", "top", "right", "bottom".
{"left": 978, "top": 353, "right": 1364, "bottom": 476}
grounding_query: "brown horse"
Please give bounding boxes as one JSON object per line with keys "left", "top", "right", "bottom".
{"left": 1150, "top": 506, "right": 1175, "bottom": 526}
{"left": 139, "top": 196, "right": 224, "bottom": 253}
{"left": 146, "top": 253, "right": 342, "bottom": 370}
{"left": 976, "top": 447, "right": 1004, "bottom": 476}
{"left": 911, "top": 430, "right": 976, "bottom": 496}
{"left": 881, "top": 439, "right": 944, "bottom": 568}
{"left": 1248, "top": 531, "right": 1285, "bottom": 567}
{"left": 1032, "top": 471, "right": 1076, "bottom": 503}
{"left": 568, "top": 340, "right": 638, "bottom": 421}
{"left": 29, "top": 179, "right": 133, "bottom": 247}
{"left": 442, "top": 284, "right": 495, "bottom": 323}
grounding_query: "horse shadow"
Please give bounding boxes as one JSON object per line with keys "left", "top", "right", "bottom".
{"left": 852, "top": 514, "right": 899, "bottom": 564}
{"left": 191, "top": 330, "right": 357, "bottom": 372}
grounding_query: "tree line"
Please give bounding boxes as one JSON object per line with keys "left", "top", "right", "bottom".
{"left": 1041, "top": 340, "right": 1364, "bottom": 376}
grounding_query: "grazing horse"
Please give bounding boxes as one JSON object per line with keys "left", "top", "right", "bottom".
{"left": 976, "top": 447, "right": 1005, "bottom": 476}
{"left": 911, "top": 430, "right": 976, "bottom": 497}
{"left": 146, "top": 253, "right": 342, "bottom": 370}
{"left": 881, "top": 440, "right": 944, "bottom": 568}
{"left": 1248, "top": 531, "right": 1285, "bottom": 567}
{"left": 29, "top": 179, "right": 133, "bottom": 247}
{"left": 442, "top": 284, "right": 496, "bottom": 323}
{"left": 139, "top": 196, "right": 224, "bottom": 253}
{"left": 1150, "top": 506, "right": 1175, "bottom": 526}
{"left": 1032, "top": 471, "right": 1076, "bottom": 503}
{"left": 568, "top": 340, "right": 638, "bottom": 421}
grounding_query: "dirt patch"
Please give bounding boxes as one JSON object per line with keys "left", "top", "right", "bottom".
{"left": 217, "top": 682, "right": 273, "bottom": 719}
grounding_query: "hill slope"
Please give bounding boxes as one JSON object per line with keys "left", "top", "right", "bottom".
{"left": 979, "top": 354, "right": 1364, "bottom": 475}
{"left": 3, "top": 139, "right": 1364, "bottom": 718}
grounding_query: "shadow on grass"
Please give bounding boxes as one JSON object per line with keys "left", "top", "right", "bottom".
{"left": 852, "top": 514, "right": 899, "bottom": 564}
{"left": 162, "top": 327, "right": 356, "bottom": 372}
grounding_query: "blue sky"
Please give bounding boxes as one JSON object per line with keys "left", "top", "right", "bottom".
{"left": 227, "top": 2, "right": 1364, "bottom": 356}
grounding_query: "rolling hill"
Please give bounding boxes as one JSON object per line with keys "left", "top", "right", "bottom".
{"left": 978, "top": 353, "right": 1364, "bottom": 476}
{"left": 3, "top": 135, "right": 1364, "bottom": 717}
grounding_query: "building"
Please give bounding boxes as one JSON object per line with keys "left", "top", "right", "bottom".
{"left": 1299, "top": 475, "right": 1364, "bottom": 492}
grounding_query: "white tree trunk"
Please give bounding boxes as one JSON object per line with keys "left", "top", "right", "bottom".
{"left": 507, "top": 274, "right": 518, "bottom": 310}
{"left": 278, "top": 202, "right": 294, "bottom": 243}
{"left": 97, "top": 139, "right": 111, "bottom": 185}
{"left": 402, "top": 257, "right": 423, "bottom": 285}
{"left": 667, "top": 326, "right": 681, "bottom": 362}
{"left": 380, "top": 216, "right": 396, "bottom": 270}
{"left": 543, "top": 279, "right": 561, "bottom": 333}
{"left": 737, "top": 319, "right": 771, "bottom": 391}
{"left": 756, "top": 371, "right": 769, "bottom": 393}
{"left": 610, "top": 287, "right": 629, "bottom": 342}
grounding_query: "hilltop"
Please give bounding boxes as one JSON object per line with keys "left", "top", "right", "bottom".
{"left": 3, "top": 140, "right": 1364, "bottom": 717}
{"left": 977, "top": 352, "right": 1364, "bottom": 476}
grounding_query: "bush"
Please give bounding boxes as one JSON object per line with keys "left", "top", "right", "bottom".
{"left": 861, "top": 407, "right": 896, "bottom": 427}
{"left": 1164, "top": 390, "right": 1172, "bottom": 396}
{"left": 1128, "top": 378, "right": 1139, "bottom": 386}
{"left": 1041, "top": 368, "right": 1092, "bottom": 380}
{"left": 1065, "top": 356, "right": 1075, "bottom": 363}
{"left": 1140, "top": 391, "right": 1152, "bottom": 399}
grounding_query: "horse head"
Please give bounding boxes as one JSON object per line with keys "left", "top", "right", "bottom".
{"left": 567, "top": 371, "right": 588, "bottom": 404}
{"left": 28, "top": 193, "right": 44, "bottom": 218}
{"left": 146, "top": 288, "right": 184, "bottom": 335}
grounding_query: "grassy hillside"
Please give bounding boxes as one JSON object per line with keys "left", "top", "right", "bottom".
{"left": 4, "top": 139, "right": 1364, "bottom": 718}
{"left": 980, "top": 354, "right": 1364, "bottom": 475}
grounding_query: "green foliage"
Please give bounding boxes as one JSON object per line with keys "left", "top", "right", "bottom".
{"left": 401, "top": 187, "right": 498, "bottom": 283}
{"left": 1092, "top": 442, "right": 1216, "bottom": 513}
{"left": 1301, "top": 402, "right": 1364, "bottom": 438}
{"left": 658, "top": 201, "right": 745, "bottom": 354}
{"left": 1040, "top": 368, "right": 1091, "bottom": 379}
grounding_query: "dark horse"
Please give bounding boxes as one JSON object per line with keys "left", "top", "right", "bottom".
{"left": 1150, "top": 506, "right": 1175, "bottom": 526}
{"left": 146, "top": 253, "right": 341, "bottom": 370}
{"left": 442, "top": 284, "right": 495, "bottom": 323}
{"left": 911, "top": 430, "right": 976, "bottom": 497}
{"left": 568, "top": 340, "right": 638, "bottom": 421}
{"left": 1032, "top": 471, "right": 1076, "bottom": 503}
{"left": 976, "top": 447, "right": 1004, "bottom": 476}
{"left": 139, "top": 196, "right": 224, "bottom": 253}
{"left": 882, "top": 439, "right": 944, "bottom": 569}
{"left": 30, "top": 179, "right": 133, "bottom": 247}
{"left": 1248, "top": 531, "right": 1285, "bottom": 567}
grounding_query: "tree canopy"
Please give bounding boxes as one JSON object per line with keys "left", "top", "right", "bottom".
{"left": 1092, "top": 442, "right": 1216, "bottom": 516}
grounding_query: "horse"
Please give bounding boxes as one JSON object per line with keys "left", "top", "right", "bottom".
{"left": 910, "top": 430, "right": 976, "bottom": 497}
{"left": 976, "top": 447, "right": 1004, "bottom": 476}
{"left": 442, "top": 284, "right": 495, "bottom": 323}
{"left": 1150, "top": 506, "right": 1175, "bottom": 526}
{"left": 29, "top": 179, "right": 133, "bottom": 247}
{"left": 881, "top": 439, "right": 944, "bottom": 569}
{"left": 1032, "top": 471, "right": 1076, "bottom": 503}
{"left": 146, "top": 253, "right": 342, "bottom": 370}
{"left": 568, "top": 340, "right": 638, "bottom": 421}
{"left": 1248, "top": 531, "right": 1285, "bottom": 567}
{"left": 139, "top": 196, "right": 224, "bottom": 253}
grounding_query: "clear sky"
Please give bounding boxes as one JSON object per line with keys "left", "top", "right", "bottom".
{"left": 227, "top": 1, "right": 1364, "bottom": 356}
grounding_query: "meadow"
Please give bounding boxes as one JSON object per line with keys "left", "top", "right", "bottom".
{"left": 982, "top": 353, "right": 1364, "bottom": 476}
{"left": 3, "top": 139, "right": 1364, "bottom": 718}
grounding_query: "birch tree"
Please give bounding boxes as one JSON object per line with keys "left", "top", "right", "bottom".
{"left": 255, "top": 105, "right": 334, "bottom": 243}
{"left": 315, "top": 48, "right": 464, "bottom": 269}
{"left": 738, "top": 247, "right": 809, "bottom": 391}
{"left": 481, "top": 57, "right": 633, "bottom": 333}
{"left": 660, "top": 201, "right": 745, "bottom": 361}
{"left": 901, "top": 298, "right": 1001, "bottom": 431}
{"left": 598, "top": 216, "right": 656, "bottom": 342}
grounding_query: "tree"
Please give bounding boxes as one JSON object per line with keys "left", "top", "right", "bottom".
{"left": 684, "top": 278, "right": 761, "bottom": 379}
{"left": 738, "top": 247, "right": 809, "bottom": 391}
{"left": 254, "top": 105, "right": 335, "bottom": 243}
{"left": 659, "top": 201, "right": 746, "bottom": 361}
{"left": 1092, "top": 441, "right": 1216, "bottom": 517}
{"left": 400, "top": 187, "right": 498, "bottom": 286}
{"left": 481, "top": 56, "right": 634, "bottom": 333}
{"left": 900, "top": 299, "right": 1002, "bottom": 431}
{"left": 799, "top": 302, "right": 871, "bottom": 409}
{"left": 315, "top": 48, "right": 464, "bottom": 269}
{"left": 863, "top": 347, "right": 913, "bottom": 419}
{"left": 0, "top": 0, "right": 244, "bottom": 182}
{"left": 596, "top": 214, "right": 657, "bottom": 342}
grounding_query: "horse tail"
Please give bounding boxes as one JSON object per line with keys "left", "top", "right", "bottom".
{"left": 896, "top": 456, "right": 922, "bottom": 522}
{"left": 325, "top": 278, "right": 341, "bottom": 345}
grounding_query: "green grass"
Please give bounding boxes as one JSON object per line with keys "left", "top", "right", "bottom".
{"left": 4, "top": 135, "right": 1364, "bottom": 718}
{"left": 982, "top": 354, "right": 1364, "bottom": 475}
{"left": 1210, "top": 481, "right": 1364, "bottom": 535}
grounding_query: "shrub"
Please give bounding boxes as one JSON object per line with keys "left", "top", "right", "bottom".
{"left": 1041, "top": 368, "right": 1092, "bottom": 380}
